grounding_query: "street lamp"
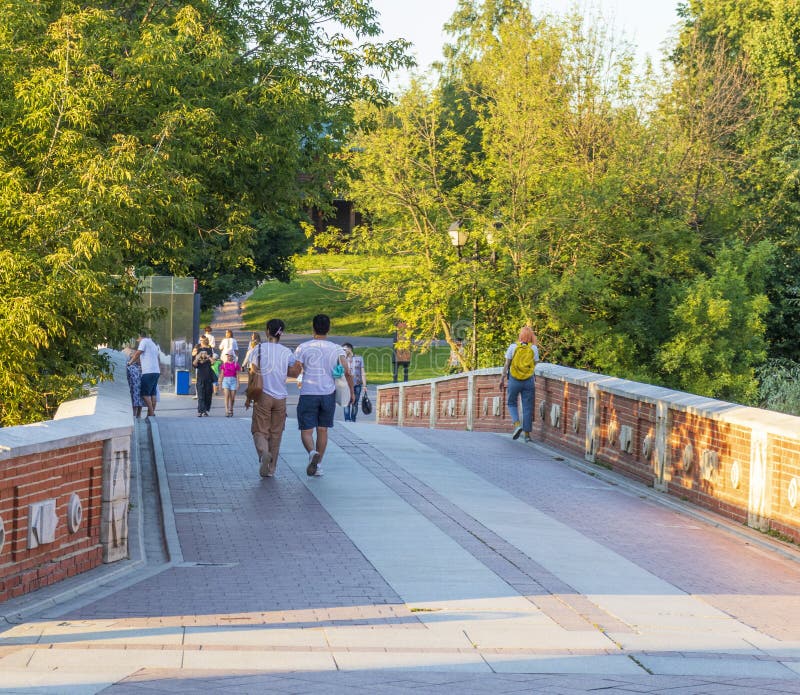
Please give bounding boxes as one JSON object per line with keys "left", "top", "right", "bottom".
{"left": 448, "top": 221, "right": 468, "bottom": 251}
{"left": 449, "top": 221, "right": 479, "bottom": 369}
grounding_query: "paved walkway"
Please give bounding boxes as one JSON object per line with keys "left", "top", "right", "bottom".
{"left": 3, "top": 298, "right": 800, "bottom": 692}
{"left": 3, "top": 391, "right": 800, "bottom": 692}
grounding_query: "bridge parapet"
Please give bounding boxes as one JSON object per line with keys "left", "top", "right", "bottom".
{"left": 377, "top": 364, "right": 800, "bottom": 544}
{"left": 0, "top": 351, "right": 133, "bottom": 603}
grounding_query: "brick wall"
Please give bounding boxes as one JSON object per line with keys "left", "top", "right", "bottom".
{"left": 0, "top": 443, "right": 104, "bottom": 602}
{"left": 377, "top": 364, "right": 800, "bottom": 543}
{"left": 472, "top": 374, "right": 507, "bottom": 432}
{"left": 0, "top": 350, "right": 133, "bottom": 604}
{"left": 434, "top": 378, "right": 469, "bottom": 430}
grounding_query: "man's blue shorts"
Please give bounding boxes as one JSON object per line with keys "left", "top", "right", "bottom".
{"left": 140, "top": 372, "right": 159, "bottom": 397}
{"left": 297, "top": 392, "right": 336, "bottom": 430}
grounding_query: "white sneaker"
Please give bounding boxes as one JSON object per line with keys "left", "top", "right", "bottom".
{"left": 306, "top": 451, "right": 321, "bottom": 476}
{"left": 313, "top": 465, "right": 324, "bottom": 477}
{"left": 259, "top": 451, "right": 272, "bottom": 478}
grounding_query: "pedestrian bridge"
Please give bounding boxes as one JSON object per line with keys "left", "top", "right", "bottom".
{"left": 2, "top": 362, "right": 800, "bottom": 693}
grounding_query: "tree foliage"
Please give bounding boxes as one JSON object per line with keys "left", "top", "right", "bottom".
{"left": 0, "top": 0, "right": 410, "bottom": 424}
{"left": 341, "top": 0, "right": 777, "bottom": 403}
{"left": 341, "top": 85, "right": 475, "bottom": 358}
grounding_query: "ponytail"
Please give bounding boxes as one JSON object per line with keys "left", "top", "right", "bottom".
{"left": 266, "top": 318, "right": 286, "bottom": 340}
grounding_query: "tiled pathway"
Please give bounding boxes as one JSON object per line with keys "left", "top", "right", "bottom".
{"left": 2, "top": 398, "right": 800, "bottom": 693}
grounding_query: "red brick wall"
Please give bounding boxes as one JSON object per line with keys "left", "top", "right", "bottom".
{"left": 377, "top": 389, "right": 400, "bottom": 426}
{"left": 434, "top": 379, "right": 469, "bottom": 430}
{"left": 378, "top": 366, "right": 800, "bottom": 543}
{"left": 530, "top": 378, "right": 594, "bottom": 463}
{"left": 593, "top": 393, "right": 657, "bottom": 486}
{"left": 0, "top": 442, "right": 104, "bottom": 602}
{"left": 473, "top": 374, "right": 507, "bottom": 432}
{"left": 665, "top": 410, "right": 751, "bottom": 524}
{"left": 767, "top": 434, "right": 800, "bottom": 540}
{"left": 402, "top": 383, "right": 431, "bottom": 427}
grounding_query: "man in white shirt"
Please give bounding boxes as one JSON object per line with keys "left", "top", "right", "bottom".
{"left": 294, "top": 314, "right": 354, "bottom": 477}
{"left": 203, "top": 326, "right": 216, "bottom": 348}
{"left": 128, "top": 329, "right": 161, "bottom": 418}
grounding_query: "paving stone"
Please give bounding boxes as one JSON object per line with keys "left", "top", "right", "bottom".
{"left": 4, "top": 361, "right": 800, "bottom": 694}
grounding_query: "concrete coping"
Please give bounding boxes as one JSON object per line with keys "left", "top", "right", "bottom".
{"left": 375, "top": 367, "right": 503, "bottom": 391}
{"left": 0, "top": 350, "right": 134, "bottom": 460}
{"left": 377, "top": 362, "right": 800, "bottom": 439}
{"left": 536, "top": 363, "right": 800, "bottom": 438}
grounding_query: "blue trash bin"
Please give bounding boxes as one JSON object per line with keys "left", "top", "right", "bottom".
{"left": 176, "top": 370, "right": 190, "bottom": 395}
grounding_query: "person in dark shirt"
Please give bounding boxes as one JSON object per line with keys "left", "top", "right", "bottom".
{"left": 192, "top": 337, "right": 216, "bottom": 416}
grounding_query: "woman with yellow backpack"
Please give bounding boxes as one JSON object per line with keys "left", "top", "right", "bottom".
{"left": 498, "top": 326, "right": 539, "bottom": 442}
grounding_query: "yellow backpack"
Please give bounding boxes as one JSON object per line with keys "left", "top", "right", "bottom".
{"left": 509, "top": 342, "right": 535, "bottom": 380}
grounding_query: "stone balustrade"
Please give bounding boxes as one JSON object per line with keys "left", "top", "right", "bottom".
{"left": 0, "top": 351, "right": 133, "bottom": 602}
{"left": 377, "top": 364, "right": 800, "bottom": 544}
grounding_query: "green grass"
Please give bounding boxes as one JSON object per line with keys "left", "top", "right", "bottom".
{"left": 356, "top": 346, "right": 454, "bottom": 384}
{"left": 239, "top": 252, "right": 458, "bottom": 385}
{"left": 243, "top": 253, "right": 398, "bottom": 336}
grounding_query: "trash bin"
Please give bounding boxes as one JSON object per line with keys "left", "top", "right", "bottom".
{"left": 175, "top": 370, "right": 190, "bottom": 395}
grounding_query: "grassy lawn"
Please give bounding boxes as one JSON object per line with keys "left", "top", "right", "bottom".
{"left": 356, "top": 346, "right": 455, "bottom": 384}
{"left": 243, "top": 252, "right": 406, "bottom": 336}
{"left": 238, "top": 252, "right": 458, "bottom": 385}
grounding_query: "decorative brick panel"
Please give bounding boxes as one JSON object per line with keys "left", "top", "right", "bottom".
{"left": 401, "top": 384, "right": 431, "bottom": 427}
{"left": 376, "top": 389, "right": 400, "bottom": 426}
{"left": 473, "top": 374, "right": 506, "bottom": 432}
{"left": 0, "top": 442, "right": 104, "bottom": 600}
{"left": 0, "top": 350, "right": 133, "bottom": 604}
{"left": 435, "top": 379, "right": 470, "bottom": 431}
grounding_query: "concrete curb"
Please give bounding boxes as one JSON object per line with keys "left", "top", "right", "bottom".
{"left": 148, "top": 418, "right": 183, "bottom": 564}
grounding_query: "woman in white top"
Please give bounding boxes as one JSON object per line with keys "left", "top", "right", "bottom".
{"left": 498, "top": 326, "right": 539, "bottom": 442}
{"left": 242, "top": 332, "right": 261, "bottom": 368}
{"left": 245, "top": 318, "right": 300, "bottom": 477}
{"left": 218, "top": 329, "right": 239, "bottom": 359}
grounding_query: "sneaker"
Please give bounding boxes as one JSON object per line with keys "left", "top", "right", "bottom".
{"left": 512, "top": 421, "right": 523, "bottom": 440}
{"left": 524, "top": 433, "right": 532, "bottom": 443}
{"left": 259, "top": 451, "right": 272, "bottom": 478}
{"left": 313, "top": 466, "right": 324, "bottom": 477}
{"left": 306, "top": 451, "right": 321, "bottom": 476}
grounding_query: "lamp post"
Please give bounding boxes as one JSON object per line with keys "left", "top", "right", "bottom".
{"left": 448, "top": 222, "right": 480, "bottom": 369}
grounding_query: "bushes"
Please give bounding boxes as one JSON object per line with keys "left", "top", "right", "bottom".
{"left": 758, "top": 359, "right": 800, "bottom": 416}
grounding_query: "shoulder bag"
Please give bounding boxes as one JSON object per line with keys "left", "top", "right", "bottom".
{"left": 332, "top": 361, "right": 350, "bottom": 406}
{"left": 245, "top": 345, "right": 263, "bottom": 403}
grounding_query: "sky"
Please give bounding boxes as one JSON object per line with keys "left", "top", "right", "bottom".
{"left": 370, "top": 0, "right": 682, "bottom": 84}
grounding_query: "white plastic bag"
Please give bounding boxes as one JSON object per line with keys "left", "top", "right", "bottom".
{"left": 334, "top": 375, "right": 350, "bottom": 407}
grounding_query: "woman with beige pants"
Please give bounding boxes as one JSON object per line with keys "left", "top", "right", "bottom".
{"left": 244, "top": 318, "right": 300, "bottom": 477}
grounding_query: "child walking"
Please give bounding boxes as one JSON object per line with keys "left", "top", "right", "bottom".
{"left": 220, "top": 350, "right": 240, "bottom": 417}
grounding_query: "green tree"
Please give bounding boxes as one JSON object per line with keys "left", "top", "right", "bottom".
{"left": 341, "top": 86, "right": 477, "bottom": 364}
{"left": 675, "top": 0, "right": 800, "bottom": 363}
{"left": 658, "top": 242, "right": 772, "bottom": 402}
{"left": 0, "top": 0, "right": 410, "bottom": 424}
{"left": 342, "top": 0, "right": 774, "bottom": 404}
